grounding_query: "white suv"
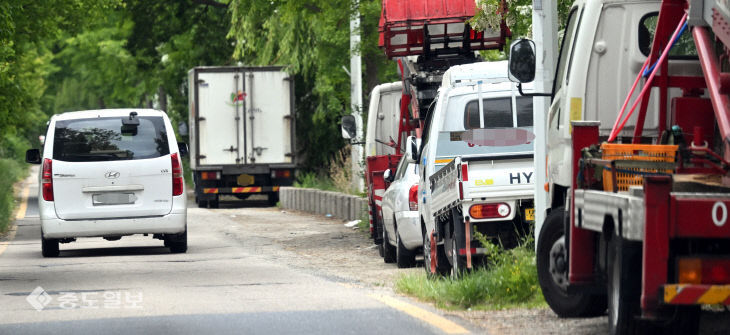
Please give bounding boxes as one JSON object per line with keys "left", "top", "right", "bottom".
{"left": 25, "top": 109, "right": 188, "bottom": 257}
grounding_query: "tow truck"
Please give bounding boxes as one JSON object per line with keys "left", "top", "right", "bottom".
{"left": 509, "top": 0, "right": 730, "bottom": 333}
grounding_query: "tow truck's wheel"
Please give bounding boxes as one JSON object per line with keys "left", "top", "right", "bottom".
{"left": 607, "top": 235, "right": 642, "bottom": 335}
{"left": 537, "top": 207, "right": 607, "bottom": 317}
{"left": 382, "top": 226, "right": 396, "bottom": 263}
{"left": 41, "top": 234, "right": 60, "bottom": 258}
{"left": 396, "top": 228, "right": 416, "bottom": 268}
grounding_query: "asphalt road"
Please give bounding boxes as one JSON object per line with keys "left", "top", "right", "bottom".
{"left": 0, "top": 171, "right": 473, "bottom": 335}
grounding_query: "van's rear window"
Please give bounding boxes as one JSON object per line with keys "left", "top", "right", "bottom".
{"left": 53, "top": 116, "right": 169, "bottom": 162}
{"left": 464, "top": 96, "right": 533, "bottom": 129}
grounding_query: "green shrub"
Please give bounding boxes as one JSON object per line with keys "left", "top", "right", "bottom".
{"left": 395, "top": 237, "right": 545, "bottom": 310}
{"left": 0, "top": 159, "right": 25, "bottom": 233}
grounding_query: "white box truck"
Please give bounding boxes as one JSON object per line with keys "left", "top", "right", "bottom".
{"left": 188, "top": 66, "right": 296, "bottom": 208}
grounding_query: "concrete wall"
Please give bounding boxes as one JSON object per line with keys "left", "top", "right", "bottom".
{"left": 279, "top": 187, "right": 366, "bottom": 221}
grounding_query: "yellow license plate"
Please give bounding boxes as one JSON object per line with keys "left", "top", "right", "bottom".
{"left": 525, "top": 208, "right": 535, "bottom": 221}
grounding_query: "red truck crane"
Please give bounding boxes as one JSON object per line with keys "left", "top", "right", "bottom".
{"left": 363, "top": 0, "right": 509, "bottom": 248}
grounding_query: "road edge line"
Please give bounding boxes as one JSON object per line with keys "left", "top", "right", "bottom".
{"left": 370, "top": 294, "right": 470, "bottom": 334}
{"left": 15, "top": 185, "right": 30, "bottom": 219}
{"left": 0, "top": 183, "right": 28, "bottom": 257}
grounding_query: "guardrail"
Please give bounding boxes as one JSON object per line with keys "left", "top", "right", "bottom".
{"left": 278, "top": 187, "right": 366, "bottom": 221}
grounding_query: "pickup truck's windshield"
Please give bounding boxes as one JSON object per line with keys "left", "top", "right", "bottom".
{"left": 53, "top": 116, "right": 170, "bottom": 162}
{"left": 435, "top": 95, "right": 534, "bottom": 163}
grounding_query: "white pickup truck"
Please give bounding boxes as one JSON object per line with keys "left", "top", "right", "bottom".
{"left": 413, "top": 61, "right": 536, "bottom": 277}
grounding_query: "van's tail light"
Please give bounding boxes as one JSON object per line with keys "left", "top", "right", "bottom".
{"left": 171, "top": 153, "right": 184, "bottom": 196}
{"left": 469, "top": 203, "right": 510, "bottom": 219}
{"left": 42, "top": 158, "right": 53, "bottom": 201}
{"left": 408, "top": 184, "right": 418, "bottom": 211}
{"left": 678, "top": 258, "right": 730, "bottom": 284}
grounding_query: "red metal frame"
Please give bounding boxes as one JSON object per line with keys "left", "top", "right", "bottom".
{"left": 641, "top": 176, "right": 673, "bottom": 314}
{"left": 365, "top": 154, "right": 402, "bottom": 239}
{"left": 569, "top": 123, "right": 599, "bottom": 284}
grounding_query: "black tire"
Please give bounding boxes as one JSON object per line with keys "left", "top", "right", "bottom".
{"left": 447, "top": 213, "right": 467, "bottom": 279}
{"left": 267, "top": 193, "right": 279, "bottom": 206}
{"left": 383, "top": 226, "right": 396, "bottom": 263}
{"left": 537, "top": 207, "right": 607, "bottom": 317}
{"left": 168, "top": 230, "right": 188, "bottom": 254}
{"left": 208, "top": 196, "right": 219, "bottom": 209}
{"left": 607, "top": 235, "right": 643, "bottom": 335}
{"left": 396, "top": 228, "right": 416, "bottom": 268}
{"left": 197, "top": 199, "right": 208, "bottom": 208}
{"left": 422, "top": 228, "right": 449, "bottom": 276}
{"left": 41, "top": 235, "right": 59, "bottom": 258}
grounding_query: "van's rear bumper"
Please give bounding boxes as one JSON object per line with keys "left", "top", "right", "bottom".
{"left": 41, "top": 213, "right": 186, "bottom": 239}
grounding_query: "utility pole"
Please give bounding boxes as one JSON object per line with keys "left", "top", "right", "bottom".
{"left": 532, "top": 0, "right": 558, "bottom": 242}
{"left": 350, "top": 1, "right": 364, "bottom": 192}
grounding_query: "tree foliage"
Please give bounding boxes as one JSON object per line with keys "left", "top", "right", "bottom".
{"left": 228, "top": 0, "right": 398, "bottom": 170}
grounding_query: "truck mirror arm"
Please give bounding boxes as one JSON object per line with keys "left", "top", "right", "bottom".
{"left": 517, "top": 83, "right": 551, "bottom": 97}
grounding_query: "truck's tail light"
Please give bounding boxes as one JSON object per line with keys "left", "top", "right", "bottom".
{"left": 408, "top": 184, "right": 418, "bottom": 211}
{"left": 201, "top": 171, "right": 220, "bottom": 180}
{"left": 461, "top": 163, "right": 468, "bottom": 181}
{"left": 272, "top": 170, "right": 291, "bottom": 179}
{"left": 679, "top": 258, "right": 730, "bottom": 285}
{"left": 42, "top": 158, "right": 53, "bottom": 201}
{"left": 469, "top": 203, "right": 510, "bottom": 219}
{"left": 171, "top": 153, "right": 184, "bottom": 196}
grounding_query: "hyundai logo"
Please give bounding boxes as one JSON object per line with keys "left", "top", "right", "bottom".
{"left": 105, "top": 171, "right": 121, "bottom": 179}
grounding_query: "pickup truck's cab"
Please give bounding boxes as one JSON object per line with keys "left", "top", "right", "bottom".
{"left": 417, "top": 61, "right": 536, "bottom": 277}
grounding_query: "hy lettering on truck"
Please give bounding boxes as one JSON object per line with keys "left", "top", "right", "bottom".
{"left": 509, "top": 172, "right": 533, "bottom": 185}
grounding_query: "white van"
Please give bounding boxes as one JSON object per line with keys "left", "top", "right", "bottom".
{"left": 25, "top": 109, "right": 188, "bottom": 257}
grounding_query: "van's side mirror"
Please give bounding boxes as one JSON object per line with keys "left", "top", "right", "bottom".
{"left": 405, "top": 136, "right": 418, "bottom": 163}
{"left": 341, "top": 115, "right": 357, "bottom": 139}
{"left": 178, "top": 142, "right": 189, "bottom": 157}
{"left": 25, "top": 149, "right": 41, "bottom": 164}
{"left": 384, "top": 169, "right": 394, "bottom": 183}
{"left": 508, "top": 39, "right": 537, "bottom": 83}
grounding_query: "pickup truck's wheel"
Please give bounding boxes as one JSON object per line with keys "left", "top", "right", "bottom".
{"left": 423, "top": 229, "right": 449, "bottom": 276}
{"left": 607, "top": 235, "right": 642, "bottom": 335}
{"left": 449, "top": 234, "right": 467, "bottom": 279}
{"left": 41, "top": 235, "right": 60, "bottom": 258}
{"left": 396, "top": 228, "right": 416, "bottom": 268}
{"left": 168, "top": 230, "right": 188, "bottom": 254}
{"left": 537, "top": 207, "right": 607, "bottom": 317}
{"left": 383, "top": 226, "right": 396, "bottom": 263}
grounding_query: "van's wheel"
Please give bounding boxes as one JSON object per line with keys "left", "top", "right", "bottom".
{"left": 423, "top": 229, "right": 449, "bottom": 276}
{"left": 396, "top": 228, "right": 416, "bottom": 268}
{"left": 607, "top": 235, "right": 643, "bottom": 334}
{"left": 383, "top": 226, "right": 396, "bottom": 263}
{"left": 537, "top": 206, "right": 607, "bottom": 317}
{"left": 41, "top": 235, "right": 60, "bottom": 258}
{"left": 167, "top": 230, "right": 188, "bottom": 254}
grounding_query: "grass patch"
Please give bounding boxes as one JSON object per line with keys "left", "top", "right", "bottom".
{"left": 395, "top": 241, "right": 546, "bottom": 310}
{"left": 0, "top": 158, "right": 26, "bottom": 233}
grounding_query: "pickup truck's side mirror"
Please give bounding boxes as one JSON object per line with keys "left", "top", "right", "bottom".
{"left": 508, "top": 39, "right": 537, "bottom": 83}
{"left": 25, "top": 149, "right": 41, "bottom": 164}
{"left": 384, "top": 169, "right": 394, "bottom": 183}
{"left": 340, "top": 115, "right": 357, "bottom": 139}
{"left": 178, "top": 142, "right": 189, "bottom": 157}
{"left": 405, "top": 135, "right": 418, "bottom": 163}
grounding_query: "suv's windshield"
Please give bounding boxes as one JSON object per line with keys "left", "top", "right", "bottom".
{"left": 53, "top": 116, "right": 169, "bottom": 162}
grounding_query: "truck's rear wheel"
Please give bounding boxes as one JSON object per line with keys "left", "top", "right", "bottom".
{"left": 537, "top": 207, "right": 607, "bottom": 317}
{"left": 383, "top": 226, "right": 396, "bottom": 263}
{"left": 607, "top": 235, "right": 642, "bottom": 335}
{"left": 423, "top": 229, "right": 449, "bottom": 276}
